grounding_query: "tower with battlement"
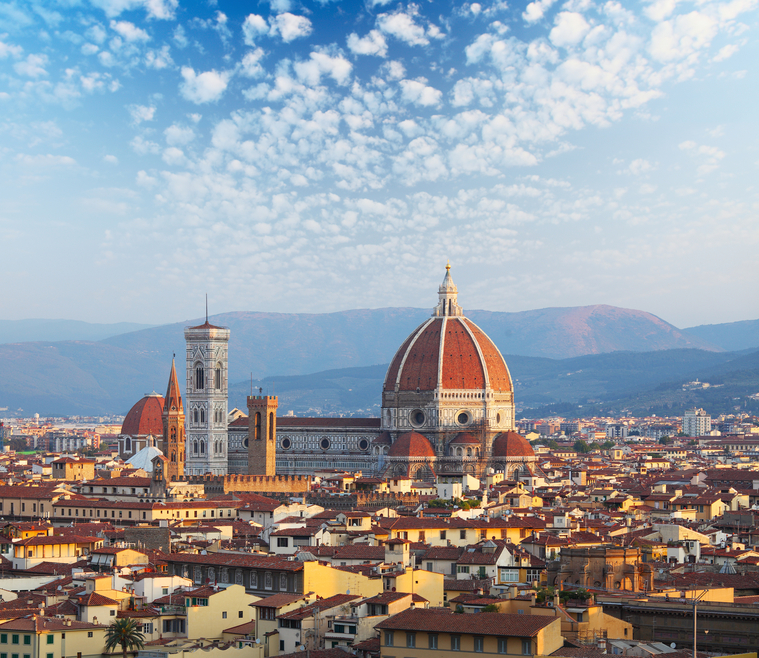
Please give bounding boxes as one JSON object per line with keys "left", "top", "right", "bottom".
{"left": 247, "top": 395, "right": 278, "bottom": 476}
{"left": 185, "top": 316, "right": 230, "bottom": 475}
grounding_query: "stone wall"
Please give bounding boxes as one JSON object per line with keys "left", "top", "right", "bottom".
{"left": 307, "top": 491, "right": 420, "bottom": 510}
{"left": 124, "top": 527, "right": 171, "bottom": 552}
{"left": 174, "top": 473, "right": 311, "bottom": 495}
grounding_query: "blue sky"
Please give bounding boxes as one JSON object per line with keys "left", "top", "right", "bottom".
{"left": 0, "top": 0, "right": 757, "bottom": 328}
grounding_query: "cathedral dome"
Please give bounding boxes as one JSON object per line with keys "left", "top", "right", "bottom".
{"left": 121, "top": 393, "right": 165, "bottom": 437}
{"left": 491, "top": 431, "right": 534, "bottom": 458}
{"left": 449, "top": 431, "right": 480, "bottom": 445}
{"left": 388, "top": 432, "right": 436, "bottom": 458}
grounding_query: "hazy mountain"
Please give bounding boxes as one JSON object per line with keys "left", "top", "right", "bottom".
{"left": 684, "top": 319, "right": 759, "bottom": 352}
{"left": 0, "top": 319, "right": 153, "bottom": 344}
{"left": 0, "top": 304, "right": 726, "bottom": 416}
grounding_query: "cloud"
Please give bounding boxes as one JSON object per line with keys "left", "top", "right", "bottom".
{"left": 145, "top": 45, "right": 173, "bottom": 69}
{"left": 242, "top": 14, "right": 268, "bottom": 46}
{"left": 14, "top": 54, "right": 48, "bottom": 78}
{"left": 180, "top": 67, "right": 231, "bottom": 104}
{"left": 15, "top": 153, "right": 76, "bottom": 166}
{"left": 128, "top": 104, "right": 156, "bottom": 124}
{"left": 347, "top": 30, "right": 388, "bottom": 57}
{"left": 628, "top": 159, "right": 654, "bottom": 175}
{"left": 110, "top": 20, "right": 150, "bottom": 42}
{"left": 103, "top": 154, "right": 119, "bottom": 164}
{"left": 679, "top": 140, "right": 725, "bottom": 176}
{"left": 240, "top": 49, "right": 265, "bottom": 78}
{"left": 270, "top": 14, "right": 313, "bottom": 42}
{"left": 649, "top": 11, "right": 717, "bottom": 62}
{"left": 89, "top": 0, "right": 177, "bottom": 19}
{"left": 549, "top": 12, "right": 590, "bottom": 48}
{"left": 164, "top": 124, "right": 195, "bottom": 146}
{"left": 0, "top": 39, "right": 23, "bottom": 59}
{"left": 713, "top": 44, "right": 739, "bottom": 62}
{"left": 294, "top": 52, "right": 352, "bottom": 86}
{"left": 399, "top": 79, "right": 442, "bottom": 106}
{"left": 377, "top": 10, "right": 429, "bottom": 46}
{"left": 523, "top": 0, "right": 557, "bottom": 23}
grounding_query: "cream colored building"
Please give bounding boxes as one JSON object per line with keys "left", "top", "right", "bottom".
{"left": 182, "top": 585, "right": 258, "bottom": 640}
{"left": 0, "top": 616, "right": 107, "bottom": 658}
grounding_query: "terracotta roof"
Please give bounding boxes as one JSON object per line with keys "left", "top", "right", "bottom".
{"left": 223, "top": 620, "right": 256, "bottom": 635}
{"left": 121, "top": 394, "right": 165, "bottom": 437}
{"left": 492, "top": 432, "right": 534, "bottom": 458}
{"left": 376, "top": 607, "right": 554, "bottom": 636}
{"left": 0, "top": 616, "right": 105, "bottom": 632}
{"left": 278, "top": 594, "right": 360, "bottom": 621}
{"left": 388, "top": 432, "right": 436, "bottom": 458}
{"left": 450, "top": 432, "right": 480, "bottom": 445}
{"left": 250, "top": 593, "right": 307, "bottom": 609}
{"left": 164, "top": 552, "right": 303, "bottom": 572}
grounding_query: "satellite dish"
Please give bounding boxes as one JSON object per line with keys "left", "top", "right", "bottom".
{"left": 670, "top": 643, "right": 676, "bottom": 649}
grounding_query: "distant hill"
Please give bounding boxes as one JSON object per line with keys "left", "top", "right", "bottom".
{"left": 0, "top": 304, "right": 725, "bottom": 416}
{"left": 684, "top": 319, "right": 759, "bottom": 352}
{"left": 0, "top": 319, "right": 153, "bottom": 344}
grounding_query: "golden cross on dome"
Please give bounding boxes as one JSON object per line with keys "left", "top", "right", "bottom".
{"left": 446, "top": 260, "right": 450, "bottom": 271}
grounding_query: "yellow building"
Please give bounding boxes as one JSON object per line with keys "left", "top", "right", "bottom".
{"left": 182, "top": 584, "right": 257, "bottom": 640}
{"left": 0, "top": 615, "right": 107, "bottom": 658}
{"left": 376, "top": 608, "right": 563, "bottom": 657}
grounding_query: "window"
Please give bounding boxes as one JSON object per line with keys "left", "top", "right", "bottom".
{"left": 22, "top": 638, "right": 29, "bottom": 647}
{"left": 428, "top": 634, "right": 438, "bottom": 649}
{"left": 1, "top": 635, "right": 6, "bottom": 644}
{"left": 46, "top": 637, "right": 53, "bottom": 646}
{"left": 384, "top": 631, "right": 394, "bottom": 647}
{"left": 11, "top": 636, "right": 18, "bottom": 645}
{"left": 451, "top": 635, "right": 461, "bottom": 651}
{"left": 498, "top": 638, "right": 508, "bottom": 654}
{"left": 406, "top": 632, "right": 415, "bottom": 648}
{"left": 87, "top": 633, "right": 93, "bottom": 638}
{"left": 277, "top": 538, "right": 289, "bottom": 547}
{"left": 195, "top": 365, "right": 204, "bottom": 390}
{"left": 440, "top": 531, "right": 446, "bottom": 540}
{"left": 474, "top": 636, "right": 484, "bottom": 653}
{"left": 264, "top": 572, "right": 273, "bottom": 590}
{"left": 500, "top": 568, "right": 519, "bottom": 583}
{"left": 426, "top": 562, "right": 433, "bottom": 571}
{"left": 458, "top": 566, "right": 469, "bottom": 574}
{"left": 251, "top": 572, "right": 258, "bottom": 588}
{"left": 239, "top": 611, "right": 244, "bottom": 619}
{"left": 460, "top": 530, "right": 466, "bottom": 540}
{"left": 162, "top": 588, "right": 169, "bottom": 596}
{"left": 222, "top": 612, "right": 227, "bottom": 619}
{"left": 280, "top": 573, "right": 287, "bottom": 591}
{"left": 110, "top": 610, "right": 115, "bottom": 616}
{"left": 47, "top": 654, "right": 53, "bottom": 658}
{"left": 522, "top": 639, "right": 532, "bottom": 655}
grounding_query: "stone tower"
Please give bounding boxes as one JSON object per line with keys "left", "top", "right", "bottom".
{"left": 247, "top": 394, "right": 278, "bottom": 476}
{"left": 161, "top": 357, "right": 185, "bottom": 481}
{"left": 184, "top": 314, "right": 230, "bottom": 475}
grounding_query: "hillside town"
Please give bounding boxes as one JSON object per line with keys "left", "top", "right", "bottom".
{"left": 0, "top": 270, "right": 757, "bottom": 658}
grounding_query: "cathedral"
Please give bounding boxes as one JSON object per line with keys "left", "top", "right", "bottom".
{"left": 119, "top": 266, "right": 536, "bottom": 481}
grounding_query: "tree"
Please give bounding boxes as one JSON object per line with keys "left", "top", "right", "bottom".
{"left": 547, "top": 440, "right": 559, "bottom": 449}
{"left": 105, "top": 618, "right": 145, "bottom": 658}
{"left": 601, "top": 441, "right": 614, "bottom": 449}
{"left": 658, "top": 436, "right": 672, "bottom": 445}
{"left": 573, "top": 440, "right": 591, "bottom": 453}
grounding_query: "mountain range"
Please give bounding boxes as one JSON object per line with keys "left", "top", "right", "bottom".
{"left": 0, "top": 305, "right": 756, "bottom": 417}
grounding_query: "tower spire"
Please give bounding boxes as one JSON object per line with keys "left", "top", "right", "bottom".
{"left": 205, "top": 294, "right": 208, "bottom": 324}
{"left": 433, "top": 262, "right": 463, "bottom": 317}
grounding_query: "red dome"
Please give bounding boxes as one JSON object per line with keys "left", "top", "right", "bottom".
{"left": 121, "top": 394, "right": 165, "bottom": 437}
{"left": 449, "top": 431, "right": 480, "bottom": 445}
{"left": 383, "top": 317, "right": 512, "bottom": 393}
{"left": 388, "top": 432, "right": 436, "bottom": 458}
{"left": 492, "top": 432, "right": 534, "bottom": 458}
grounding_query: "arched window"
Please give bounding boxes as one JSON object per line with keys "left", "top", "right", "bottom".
{"left": 193, "top": 441, "right": 198, "bottom": 455}
{"left": 125, "top": 437, "right": 131, "bottom": 453}
{"left": 200, "top": 441, "right": 205, "bottom": 455}
{"left": 195, "top": 363, "right": 204, "bottom": 390}
{"left": 254, "top": 412, "right": 261, "bottom": 441}
{"left": 171, "top": 452, "right": 176, "bottom": 463}
{"left": 269, "top": 412, "right": 274, "bottom": 441}
{"left": 200, "top": 408, "right": 205, "bottom": 423}
{"left": 170, "top": 427, "right": 176, "bottom": 442}
{"left": 215, "top": 363, "right": 222, "bottom": 390}
{"left": 193, "top": 409, "right": 198, "bottom": 424}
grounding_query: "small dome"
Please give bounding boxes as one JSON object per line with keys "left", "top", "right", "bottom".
{"left": 121, "top": 393, "right": 164, "bottom": 437}
{"left": 449, "top": 431, "right": 479, "bottom": 445}
{"left": 372, "top": 431, "right": 392, "bottom": 445}
{"left": 492, "top": 431, "right": 534, "bottom": 458}
{"left": 125, "top": 445, "right": 164, "bottom": 472}
{"left": 388, "top": 432, "right": 436, "bottom": 458}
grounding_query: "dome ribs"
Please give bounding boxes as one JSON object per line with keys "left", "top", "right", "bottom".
{"left": 442, "top": 318, "right": 485, "bottom": 390}
{"left": 397, "top": 324, "right": 441, "bottom": 392}
{"left": 463, "top": 319, "right": 513, "bottom": 393}
{"left": 121, "top": 395, "right": 165, "bottom": 436}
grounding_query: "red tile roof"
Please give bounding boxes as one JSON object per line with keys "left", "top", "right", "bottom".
{"left": 121, "top": 394, "right": 165, "bottom": 437}
{"left": 376, "top": 607, "right": 555, "bottom": 636}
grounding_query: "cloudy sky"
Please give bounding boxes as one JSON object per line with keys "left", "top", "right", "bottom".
{"left": 1, "top": 0, "right": 757, "bottom": 329}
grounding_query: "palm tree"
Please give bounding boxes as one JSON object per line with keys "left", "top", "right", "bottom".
{"left": 104, "top": 617, "right": 145, "bottom": 658}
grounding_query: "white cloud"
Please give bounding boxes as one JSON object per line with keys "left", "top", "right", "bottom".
{"left": 378, "top": 10, "right": 428, "bottom": 46}
{"left": 145, "top": 45, "right": 173, "bottom": 69}
{"left": 713, "top": 44, "right": 739, "bottom": 62}
{"left": 109, "top": 20, "right": 150, "bottom": 42}
{"left": 628, "top": 158, "right": 654, "bottom": 175}
{"left": 240, "top": 49, "right": 265, "bottom": 78}
{"left": 81, "top": 43, "right": 99, "bottom": 55}
{"left": 15, "top": 153, "right": 76, "bottom": 166}
{"left": 242, "top": 14, "right": 268, "bottom": 46}
{"left": 162, "top": 146, "right": 185, "bottom": 165}
{"left": 269, "top": 0, "right": 292, "bottom": 12}
{"left": 382, "top": 60, "right": 406, "bottom": 80}
{"left": 347, "top": 30, "right": 388, "bottom": 57}
{"left": 173, "top": 24, "right": 188, "bottom": 48}
{"left": 164, "top": 124, "right": 195, "bottom": 146}
{"left": 14, "top": 54, "right": 48, "bottom": 78}
{"left": 294, "top": 52, "right": 352, "bottom": 86}
{"left": 0, "top": 39, "right": 22, "bottom": 59}
{"left": 130, "top": 136, "right": 160, "bottom": 154}
{"left": 180, "top": 67, "right": 231, "bottom": 104}
{"left": 679, "top": 140, "right": 725, "bottom": 175}
{"left": 523, "top": 0, "right": 557, "bottom": 23}
{"left": 89, "top": 0, "right": 177, "bottom": 19}
{"left": 649, "top": 11, "right": 717, "bottom": 62}
{"left": 549, "top": 12, "right": 590, "bottom": 48}
{"left": 270, "top": 14, "right": 313, "bottom": 42}
{"left": 103, "top": 154, "right": 119, "bottom": 164}
{"left": 399, "top": 79, "right": 442, "bottom": 106}
{"left": 128, "top": 104, "right": 156, "bottom": 124}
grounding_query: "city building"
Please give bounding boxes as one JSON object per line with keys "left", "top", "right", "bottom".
{"left": 683, "top": 408, "right": 712, "bottom": 437}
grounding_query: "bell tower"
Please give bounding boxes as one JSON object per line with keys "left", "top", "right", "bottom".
{"left": 162, "top": 357, "right": 185, "bottom": 481}
{"left": 247, "top": 394, "right": 278, "bottom": 476}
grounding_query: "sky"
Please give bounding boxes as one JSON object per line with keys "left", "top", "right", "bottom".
{"left": 0, "top": 0, "right": 758, "bottom": 330}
